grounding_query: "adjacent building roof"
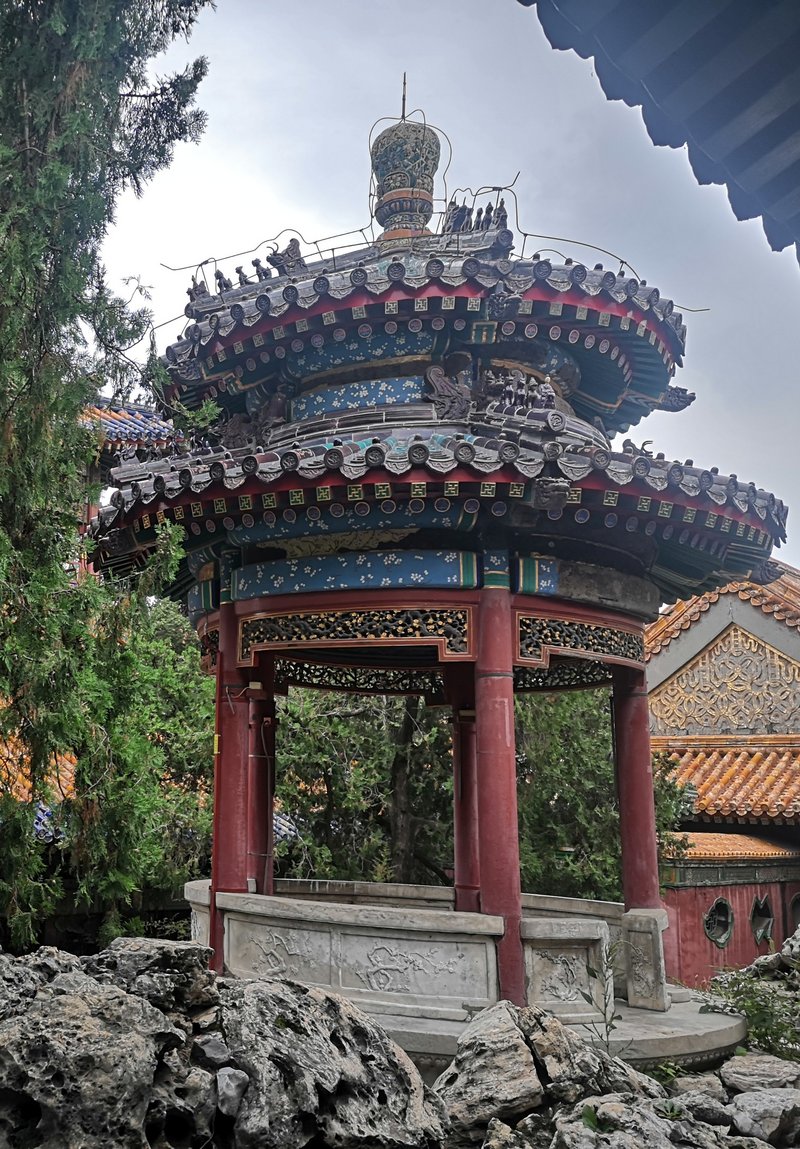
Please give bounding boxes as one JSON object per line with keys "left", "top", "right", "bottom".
{"left": 516, "top": 0, "right": 800, "bottom": 262}
{"left": 83, "top": 398, "right": 179, "bottom": 453}
{"left": 646, "top": 561, "right": 800, "bottom": 657}
{"left": 653, "top": 735, "right": 800, "bottom": 825}
{"left": 682, "top": 831, "right": 800, "bottom": 861}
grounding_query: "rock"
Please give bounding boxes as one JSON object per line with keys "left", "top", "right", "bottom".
{"left": 517, "top": 1005, "right": 664, "bottom": 1105}
{"left": 148, "top": 1064, "right": 217, "bottom": 1146}
{"left": 552, "top": 1094, "right": 731, "bottom": 1149}
{"left": 17, "top": 946, "right": 82, "bottom": 982}
{"left": 670, "top": 1073, "right": 727, "bottom": 1101}
{"left": 433, "top": 1002, "right": 544, "bottom": 1145}
{"left": 0, "top": 971, "right": 183, "bottom": 1148}
{"left": 744, "top": 952, "right": 786, "bottom": 975}
{"left": 480, "top": 1117, "right": 534, "bottom": 1147}
{"left": 726, "top": 1139, "right": 777, "bottom": 1149}
{"left": 515, "top": 1111, "right": 556, "bottom": 1148}
{"left": 192, "top": 1031, "right": 231, "bottom": 1069}
{"left": 781, "top": 925, "right": 800, "bottom": 965}
{"left": 0, "top": 952, "right": 46, "bottom": 1023}
{"left": 720, "top": 1052, "right": 800, "bottom": 1093}
{"left": 82, "top": 936, "right": 218, "bottom": 1014}
{"left": 552, "top": 1095, "right": 678, "bottom": 1149}
{"left": 220, "top": 977, "right": 445, "bottom": 1148}
{"left": 729, "top": 1088, "right": 800, "bottom": 1144}
{"left": 672, "top": 1088, "right": 731, "bottom": 1127}
{"left": 670, "top": 1073, "right": 724, "bottom": 1099}
{"left": 216, "top": 1066, "right": 249, "bottom": 1117}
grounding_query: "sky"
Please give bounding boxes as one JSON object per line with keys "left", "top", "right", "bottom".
{"left": 102, "top": 0, "right": 800, "bottom": 566}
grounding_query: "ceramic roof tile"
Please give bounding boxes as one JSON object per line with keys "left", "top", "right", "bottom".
{"left": 653, "top": 736, "right": 800, "bottom": 823}
{"left": 83, "top": 399, "right": 178, "bottom": 450}
{"left": 680, "top": 832, "right": 800, "bottom": 861}
{"left": 646, "top": 562, "right": 800, "bottom": 658}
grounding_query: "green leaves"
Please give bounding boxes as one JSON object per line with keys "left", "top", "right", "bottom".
{"left": 0, "top": 0, "right": 213, "bottom": 946}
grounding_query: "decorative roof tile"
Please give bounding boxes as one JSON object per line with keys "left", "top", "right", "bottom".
{"left": 83, "top": 399, "right": 179, "bottom": 451}
{"left": 653, "top": 735, "right": 800, "bottom": 824}
{"left": 646, "top": 561, "right": 800, "bottom": 658}
{"left": 679, "top": 832, "right": 800, "bottom": 861}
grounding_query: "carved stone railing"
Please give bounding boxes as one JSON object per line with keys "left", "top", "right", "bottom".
{"left": 185, "top": 880, "right": 669, "bottom": 1018}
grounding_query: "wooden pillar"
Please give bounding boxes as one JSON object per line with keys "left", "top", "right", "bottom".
{"left": 475, "top": 586, "right": 526, "bottom": 1005}
{"left": 612, "top": 665, "right": 662, "bottom": 910}
{"left": 247, "top": 653, "right": 276, "bottom": 895}
{"left": 209, "top": 599, "right": 250, "bottom": 973}
{"left": 448, "top": 667, "right": 480, "bottom": 913}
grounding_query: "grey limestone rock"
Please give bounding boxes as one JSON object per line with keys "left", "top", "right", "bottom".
{"left": 517, "top": 1004, "right": 664, "bottom": 1104}
{"left": 192, "top": 1031, "right": 231, "bottom": 1069}
{"left": 480, "top": 1117, "right": 535, "bottom": 1147}
{"left": 219, "top": 976, "right": 445, "bottom": 1148}
{"left": 720, "top": 1053, "right": 800, "bottom": 1093}
{"left": 216, "top": 1065, "right": 250, "bottom": 1117}
{"left": 729, "top": 1088, "right": 800, "bottom": 1145}
{"left": 781, "top": 925, "right": 800, "bottom": 965}
{"left": 672, "top": 1088, "right": 731, "bottom": 1127}
{"left": 671, "top": 1072, "right": 728, "bottom": 1101}
{"left": 433, "top": 1002, "right": 544, "bottom": 1145}
{"left": 82, "top": 935, "right": 218, "bottom": 1014}
{"left": 514, "top": 1110, "right": 556, "bottom": 1148}
{"left": 552, "top": 1093, "right": 733, "bottom": 1149}
{"left": 0, "top": 971, "right": 183, "bottom": 1148}
{"left": 0, "top": 952, "right": 48, "bottom": 1024}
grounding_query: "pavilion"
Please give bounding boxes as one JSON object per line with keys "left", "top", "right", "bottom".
{"left": 92, "top": 113, "right": 786, "bottom": 1062}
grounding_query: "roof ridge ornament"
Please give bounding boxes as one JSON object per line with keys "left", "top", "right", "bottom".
{"left": 370, "top": 107, "right": 441, "bottom": 239}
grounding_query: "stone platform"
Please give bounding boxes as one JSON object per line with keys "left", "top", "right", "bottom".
{"left": 382, "top": 996, "right": 746, "bottom": 1081}
{"left": 186, "top": 878, "right": 746, "bottom": 1078}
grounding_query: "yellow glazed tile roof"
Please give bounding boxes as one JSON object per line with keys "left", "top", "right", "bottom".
{"left": 681, "top": 831, "right": 800, "bottom": 860}
{"left": 653, "top": 735, "right": 800, "bottom": 824}
{"left": 646, "top": 562, "right": 800, "bottom": 658}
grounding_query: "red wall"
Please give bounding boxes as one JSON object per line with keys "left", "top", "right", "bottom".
{"left": 663, "top": 881, "right": 800, "bottom": 987}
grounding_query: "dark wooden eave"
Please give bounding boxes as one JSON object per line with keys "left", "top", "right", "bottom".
{"left": 516, "top": 0, "right": 800, "bottom": 262}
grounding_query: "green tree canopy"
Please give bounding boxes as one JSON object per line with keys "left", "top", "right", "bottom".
{"left": 0, "top": 0, "right": 213, "bottom": 945}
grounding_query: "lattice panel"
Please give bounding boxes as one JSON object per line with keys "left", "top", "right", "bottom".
{"left": 650, "top": 625, "right": 800, "bottom": 736}
{"left": 517, "top": 615, "right": 644, "bottom": 667}
{"left": 514, "top": 660, "right": 613, "bottom": 692}
{"left": 275, "top": 659, "right": 445, "bottom": 702}
{"left": 240, "top": 607, "right": 471, "bottom": 662}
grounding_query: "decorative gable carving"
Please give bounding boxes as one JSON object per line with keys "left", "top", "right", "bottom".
{"left": 650, "top": 624, "right": 800, "bottom": 736}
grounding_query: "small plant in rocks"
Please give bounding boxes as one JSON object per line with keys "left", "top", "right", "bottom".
{"left": 701, "top": 967, "right": 800, "bottom": 1061}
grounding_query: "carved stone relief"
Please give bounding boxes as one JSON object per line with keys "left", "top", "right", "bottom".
{"left": 650, "top": 625, "right": 800, "bottom": 735}
{"left": 355, "top": 943, "right": 465, "bottom": 994}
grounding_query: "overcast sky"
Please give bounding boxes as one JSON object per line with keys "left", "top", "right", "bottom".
{"left": 102, "top": 0, "right": 800, "bottom": 565}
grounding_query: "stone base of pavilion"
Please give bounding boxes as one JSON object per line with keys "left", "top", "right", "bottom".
{"left": 185, "top": 878, "right": 745, "bottom": 1079}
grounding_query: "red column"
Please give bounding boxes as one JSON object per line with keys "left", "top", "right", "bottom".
{"left": 612, "top": 665, "right": 662, "bottom": 910}
{"left": 209, "top": 600, "right": 250, "bottom": 973}
{"left": 448, "top": 667, "right": 480, "bottom": 912}
{"left": 246, "top": 652, "right": 275, "bottom": 894}
{"left": 475, "top": 587, "right": 526, "bottom": 1005}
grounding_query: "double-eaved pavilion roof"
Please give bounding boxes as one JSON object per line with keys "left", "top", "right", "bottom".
{"left": 516, "top": 0, "right": 800, "bottom": 262}
{"left": 647, "top": 561, "right": 800, "bottom": 826}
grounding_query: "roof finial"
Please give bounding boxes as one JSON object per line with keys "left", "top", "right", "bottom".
{"left": 401, "top": 72, "right": 407, "bottom": 121}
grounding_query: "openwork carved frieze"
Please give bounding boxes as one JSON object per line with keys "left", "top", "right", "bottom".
{"left": 650, "top": 625, "right": 800, "bottom": 736}
{"left": 517, "top": 615, "right": 644, "bottom": 668}
{"left": 275, "top": 659, "right": 445, "bottom": 703}
{"left": 514, "top": 660, "right": 612, "bottom": 692}
{"left": 240, "top": 607, "right": 471, "bottom": 662}
{"left": 199, "top": 627, "right": 219, "bottom": 672}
